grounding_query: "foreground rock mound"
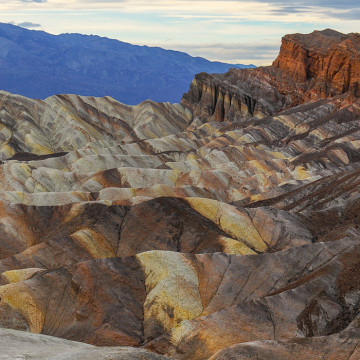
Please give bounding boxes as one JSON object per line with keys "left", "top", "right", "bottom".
{"left": 0, "top": 328, "right": 171, "bottom": 360}
{"left": 0, "top": 29, "right": 359, "bottom": 359}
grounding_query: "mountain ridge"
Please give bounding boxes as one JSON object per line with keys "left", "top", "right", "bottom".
{"left": 0, "top": 22, "right": 254, "bottom": 105}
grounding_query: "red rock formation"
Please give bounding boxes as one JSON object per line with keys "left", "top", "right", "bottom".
{"left": 182, "top": 29, "right": 360, "bottom": 122}
{"left": 273, "top": 29, "right": 360, "bottom": 97}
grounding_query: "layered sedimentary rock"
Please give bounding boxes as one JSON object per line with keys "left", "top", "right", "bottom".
{"left": 181, "top": 67, "right": 293, "bottom": 122}
{"left": 182, "top": 29, "right": 360, "bottom": 122}
{"left": 0, "top": 29, "right": 359, "bottom": 359}
{"left": 273, "top": 29, "right": 360, "bottom": 96}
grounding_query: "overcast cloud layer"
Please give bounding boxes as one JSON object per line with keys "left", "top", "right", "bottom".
{"left": 2, "top": 0, "right": 360, "bottom": 65}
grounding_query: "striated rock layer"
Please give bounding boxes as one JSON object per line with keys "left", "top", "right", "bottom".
{"left": 0, "top": 29, "right": 360, "bottom": 359}
{"left": 273, "top": 29, "right": 360, "bottom": 96}
{"left": 182, "top": 29, "right": 360, "bottom": 123}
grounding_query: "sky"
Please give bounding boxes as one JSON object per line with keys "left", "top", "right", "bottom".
{"left": 1, "top": 0, "right": 360, "bottom": 66}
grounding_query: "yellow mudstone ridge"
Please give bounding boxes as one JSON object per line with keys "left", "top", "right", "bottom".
{"left": 137, "top": 251, "right": 203, "bottom": 336}
{"left": 185, "top": 197, "right": 268, "bottom": 252}
{"left": 218, "top": 236, "right": 257, "bottom": 255}
{"left": 2, "top": 268, "right": 43, "bottom": 284}
{"left": 70, "top": 228, "right": 115, "bottom": 258}
{"left": 0, "top": 283, "right": 44, "bottom": 333}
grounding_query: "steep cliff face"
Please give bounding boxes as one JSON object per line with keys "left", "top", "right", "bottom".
{"left": 182, "top": 29, "right": 360, "bottom": 122}
{"left": 273, "top": 29, "right": 360, "bottom": 97}
{"left": 181, "top": 68, "right": 292, "bottom": 122}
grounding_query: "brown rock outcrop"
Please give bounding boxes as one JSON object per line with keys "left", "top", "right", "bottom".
{"left": 181, "top": 67, "right": 293, "bottom": 122}
{"left": 273, "top": 29, "right": 360, "bottom": 97}
{"left": 182, "top": 29, "right": 360, "bottom": 123}
{"left": 209, "top": 322, "right": 360, "bottom": 360}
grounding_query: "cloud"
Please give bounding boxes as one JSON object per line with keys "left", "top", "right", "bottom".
{"left": 2, "top": 1, "right": 360, "bottom": 19}
{"left": 47, "top": 0, "right": 360, "bottom": 12}
{"left": 265, "top": 2, "right": 360, "bottom": 20}
{"left": 269, "top": 5, "right": 313, "bottom": 16}
{"left": 17, "top": 21, "right": 42, "bottom": 28}
{"left": 326, "top": 9, "right": 360, "bottom": 20}
{"left": 261, "top": 0, "right": 359, "bottom": 10}
{"left": 1, "top": 0, "right": 359, "bottom": 65}
{"left": 160, "top": 41, "right": 280, "bottom": 65}
{"left": 8, "top": 21, "right": 42, "bottom": 28}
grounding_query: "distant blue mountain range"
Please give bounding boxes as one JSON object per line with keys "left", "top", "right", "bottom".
{"left": 0, "top": 22, "right": 255, "bottom": 104}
